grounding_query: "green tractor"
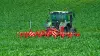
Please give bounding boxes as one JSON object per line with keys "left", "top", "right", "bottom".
{"left": 46, "top": 10, "right": 76, "bottom": 33}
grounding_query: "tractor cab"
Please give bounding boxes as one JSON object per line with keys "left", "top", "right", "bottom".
{"left": 46, "top": 10, "right": 76, "bottom": 32}
{"left": 51, "top": 11, "right": 73, "bottom": 29}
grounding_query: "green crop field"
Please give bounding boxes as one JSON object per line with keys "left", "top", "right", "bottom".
{"left": 0, "top": 0, "right": 100, "bottom": 56}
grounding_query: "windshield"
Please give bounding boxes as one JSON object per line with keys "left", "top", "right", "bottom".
{"left": 51, "top": 13, "right": 68, "bottom": 21}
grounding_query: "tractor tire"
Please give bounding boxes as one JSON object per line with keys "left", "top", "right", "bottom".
{"left": 64, "top": 26, "right": 70, "bottom": 32}
{"left": 70, "top": 27, "right": 77, "bottom": 33}
{"left": 64, "top": 23, "right": 72, "bottom": 32}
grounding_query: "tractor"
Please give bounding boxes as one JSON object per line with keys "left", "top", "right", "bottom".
{"left": 46, "top": 10, "right": 76, "bottom": 33}
{"left": 17, "top": 9, "right": 80, "bottom": 38}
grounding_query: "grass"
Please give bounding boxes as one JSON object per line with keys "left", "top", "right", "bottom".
{"left": 0, "top": 0, "right": 100, "bottom": 56}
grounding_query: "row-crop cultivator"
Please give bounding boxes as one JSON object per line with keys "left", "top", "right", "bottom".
{"left": 17, "top": 10, "right": 80, "bottom": 38}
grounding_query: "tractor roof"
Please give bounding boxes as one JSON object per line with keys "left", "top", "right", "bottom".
{"left": 50, "top": 11, "right": 69, "bottom": 14}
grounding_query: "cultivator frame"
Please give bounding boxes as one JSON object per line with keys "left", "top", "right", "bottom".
{"left": 17, "top": 27, "right": 80, "bottom": 38}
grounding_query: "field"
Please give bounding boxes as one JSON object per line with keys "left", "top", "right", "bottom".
{"left": 0, "top": 0, "right": 100, "bottom": 56}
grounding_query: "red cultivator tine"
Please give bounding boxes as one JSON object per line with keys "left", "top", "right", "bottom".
{"left": 46, "top": 30, "right": 52, "bottom": 37}
{"left": 60, "top": 32, "right": 65, "bottom": 38}
{"left": 38, "top": 34, "right": 42, "bottom": 38}
{"left": 46, "top": 33, "right": 50, "bottom": 37}
{"left": 37, "top": 31, "right": 41, "bottom": 38}
{"left": 67, "top": 32, "right": 73, "bottom": 38}
{"left": 37, "top": 31, "right": 46, "bottom": 38}
{"left": 35, "top": 31, "right": 39, "bottom": 36}
{"left": 29, "top": 31, "right": 33, "bottom": 37}
{"left": 52, "top": 31, "right": 58, "bottom": 39}
{"left": 19, "top": 32, "right": 24, "bottom": 37}
{"left": 19, "top": 32, "right": 26, "bottom": 37}
{"left": 66, "top": 32, "right": 69, "bottom": 36}
{"left": 75, "top": 33, "right": 80, "bottom": 37}
{"left": 53, "top": 35, "right": 57, "bottom": 39}
{"left": 24, "top": 32, "right": 29, "bottom": 38}
{"left": 29, "top": 32, "right": 36, "bottom": 37}
{"left": 46, "top": 32, "right": 51, "bottom": 37}
{"left": 41, "top": 30, "right": 46, "bottom": 36}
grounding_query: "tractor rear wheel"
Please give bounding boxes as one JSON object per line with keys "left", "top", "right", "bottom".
{"left": 70, "top": 27, "right": 77, "bottom": 33}
{"left": 64, "top": 23, "right": 72, "bottom": 32}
